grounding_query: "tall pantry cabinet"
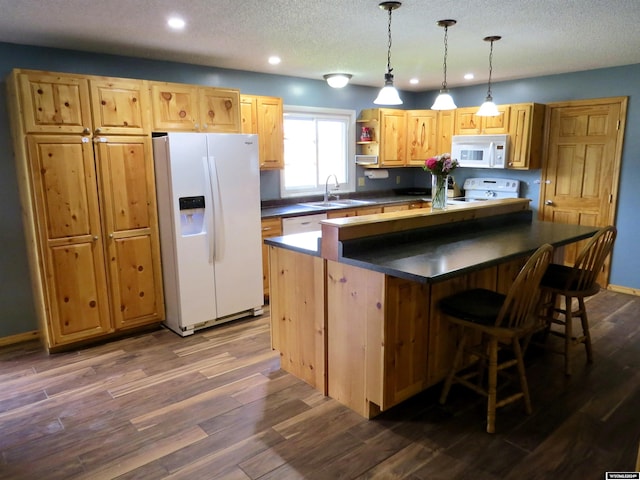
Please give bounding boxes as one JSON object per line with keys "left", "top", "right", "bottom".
{"left": 7, "top": 69, "right": 165, "bottom": 351}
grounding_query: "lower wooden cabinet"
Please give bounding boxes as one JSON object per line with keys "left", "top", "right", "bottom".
{"left": 261, "top": 217, "right": 282, "bottom": 299}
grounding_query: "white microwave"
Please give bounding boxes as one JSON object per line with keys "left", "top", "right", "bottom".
{"left": 451, "top": 134, "right": 509, "bottom": 169}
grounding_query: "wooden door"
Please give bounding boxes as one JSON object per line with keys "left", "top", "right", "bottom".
{"left": 256, "top": 96, "right": 284, "bottom": 169}
{"left": 379, "top": 109, "right": 406, "bottom": 166}
{"left": 89, "top": 77, "right": 150, "bottom": 135}
{"left": 406, "top": 110, "right": 438, "bottom": 165}
{"left": 149, "top": 82, "right": 199, "bottom": 131}
{"left": 17, "top": 71, "right": 92, "bottom": 134}
{"left": 540, "top": 97, "right": 627, "bottom": 283}
{"left": 94, "top": 136, "right": 164, "bottom": 329}
{"left": 26, "top": 135, "right": 111, "bottom": 346}
{"left": 199, "top": 87, "right": 241, "bottom": 133}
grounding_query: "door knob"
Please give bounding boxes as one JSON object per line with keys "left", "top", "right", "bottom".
{"left": 545, "top": 200, "right": 554, "bottom": 205}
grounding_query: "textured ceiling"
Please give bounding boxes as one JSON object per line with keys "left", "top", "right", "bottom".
{"left": 1, "top": 0, "right": 639, "bottom": 91}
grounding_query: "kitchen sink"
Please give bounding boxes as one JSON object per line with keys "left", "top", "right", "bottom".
{"left": 299, "top": 199, "right": 374, "bottom": 209}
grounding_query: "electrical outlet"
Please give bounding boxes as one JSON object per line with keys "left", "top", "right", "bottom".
{"left": 396, "top": 175, "right": 401, "bottom": 185}
{"left": 358, "top": 177, "right": 365, "bottom": 187}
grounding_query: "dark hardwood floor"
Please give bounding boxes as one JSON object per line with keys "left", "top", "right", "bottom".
{"left": 1, "top": 289, "right": 638, "bottom": 479}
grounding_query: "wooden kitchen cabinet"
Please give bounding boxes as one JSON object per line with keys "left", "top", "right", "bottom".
{"left": 406, "top": 110, "right": 438, "bottom": 166}
{"left": 18, "top": 70, "right": 151, "bottom": 136}
{"left": 26, "top": 135, "right": 113, "bottom": 344}
{"left": 507, "top": 103, "right": 545, "bottom": 169}
{"left": 15, "top": 70, "right": 93, "bottom": 134}
{"left": 89, "top": 77, "right": 151, "bottom": 135}
{"left": 358, "top": 108, "right": 407, "bottom": 167}
{"left": 149, "top": 81, "right": 241, "bottom": 133}
{"left": 454, "top": 105, "right": 510, "bottom": 135}
{"left": 241, "top": 94, "right": 284, "bottom": 169}
{"left": 94, "top": 136, "right": 165, "bottom": 330}
{"left": 261, "top": 217, "right": 282, "bottom": 299}
{"left": 436, "top": 110, "right": 455, "bottom": 154}
{"left": 7, "top": 68, "right": 164, "bottom": 351}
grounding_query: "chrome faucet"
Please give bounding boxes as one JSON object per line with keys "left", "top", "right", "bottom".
{"left": 324, "top": 174, "right": 340, "bottom": 202}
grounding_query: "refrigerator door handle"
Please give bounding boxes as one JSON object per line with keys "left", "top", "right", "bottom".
{"left": 203, "top": 156, "right": 216, "bottom": 263}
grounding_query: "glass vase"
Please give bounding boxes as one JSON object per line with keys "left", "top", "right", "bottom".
{"left": 431, "top": 174, "right": 448, "bottom": 211}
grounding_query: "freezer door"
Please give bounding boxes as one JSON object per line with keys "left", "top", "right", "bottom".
{"left": 206, "top": 133, "right": 263, "bottom": 318}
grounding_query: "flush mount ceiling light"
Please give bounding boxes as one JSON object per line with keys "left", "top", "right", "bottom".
{"left": 431, "top": 19, "right": 457, "bottom": 111}
{"left": 323, "top": 73, "right": 352, "bottom": 88}
{"left": 476, "top": 35, "right": 502, "bottom": 116}
{"left": 374, "top": 1, "right": 403, "bottom": 105}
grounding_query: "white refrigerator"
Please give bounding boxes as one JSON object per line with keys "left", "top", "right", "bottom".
{"left": 153, "top": 132, "right": 264, "bottom": 336}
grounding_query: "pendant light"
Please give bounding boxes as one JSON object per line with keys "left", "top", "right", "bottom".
{"left": 431, "top": 19, "right": 457, "bottom": 111}
{"left": 476, "top": 36, "right": 502, "bottom": 116}
{"left": 374, "top": 1, "right": 403, "bottom": 105}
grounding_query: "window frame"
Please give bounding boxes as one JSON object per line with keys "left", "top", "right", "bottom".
{"left": 279, "top": 105, "right": 356, "bottom": 199}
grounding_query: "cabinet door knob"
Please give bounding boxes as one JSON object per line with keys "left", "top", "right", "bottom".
{"left": 94, "top": 128, "right": 101, "bottom": 134}
{"left": 545, "top": 200, "right": 554, "bottom": 205}
{"left": 93, "top": 235, "right": 99, "bottom": 241}
{"left": 83, "top": 127, "right": 91, "bottom": 135}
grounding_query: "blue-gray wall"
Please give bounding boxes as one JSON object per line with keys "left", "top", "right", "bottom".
{"left": 0, "top": 42, "right": 638, "bottom": 337}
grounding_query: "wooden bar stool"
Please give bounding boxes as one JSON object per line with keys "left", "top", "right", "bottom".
{"left": 538, "top": 225, "right": 617, "bottom": 375}
{"left": 438, "top": 244, "right": 554, "bottom": 433}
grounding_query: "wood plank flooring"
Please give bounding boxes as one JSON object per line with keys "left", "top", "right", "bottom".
{"left": 0, "top": 289, "right": 638, "bottom": 479}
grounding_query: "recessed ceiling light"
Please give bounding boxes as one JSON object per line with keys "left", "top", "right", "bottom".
{"left": 167, "top": 17, "right": 186, "bottom": 30}
{"left": 409, "top": 78, "right": 419, "bottom": 85}
{"left": 464, "top": 73, "right": 475, "bottom": 80}
{"left": 268, "top": 56, "right": 281, "bottom": 65}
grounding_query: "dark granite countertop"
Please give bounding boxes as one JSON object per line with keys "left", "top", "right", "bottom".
{"left": 265, "top": 217, "right": 599, "bottom": 283}
{"left": 261, "top": 194, "right": 431, "bottom": 219}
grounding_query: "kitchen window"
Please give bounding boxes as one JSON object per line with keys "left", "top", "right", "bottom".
{"left": 280, "top": 105, "right": 356, "bottom": 198}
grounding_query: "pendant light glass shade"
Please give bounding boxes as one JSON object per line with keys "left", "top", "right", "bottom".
{"left": 431, "top": 90, "right": 457, "bottom": 110}
{"left": 374, "top": 73, "right": 403, "bottom": 105}
{"left": 432, "top": 19, "right": 457, "bottom": 110}
{"left": 374, "top": 2, "right": 403, "bottom": 105}
{"left": 476, "top": 36, "right": 501, "bottom": 117}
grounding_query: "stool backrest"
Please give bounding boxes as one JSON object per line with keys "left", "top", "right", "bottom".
{"left": 497, "top": 244, "right": 554, "bottom": 330}
{"left": 567, "top": 225, "right": 617, "bottom": 291}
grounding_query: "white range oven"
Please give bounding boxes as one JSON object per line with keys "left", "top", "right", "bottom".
{"left": 462, "top": 177, "right": 520, "bottom": 201}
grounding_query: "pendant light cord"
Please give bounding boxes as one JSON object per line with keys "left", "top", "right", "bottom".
{"left": 385, "top": 7, "right": 393, "bottom": 74}
{"left": 486, "top": 39, "right": 494, "bottom": 97}
{"left": 441, "top": 25, "right": 449, "bottom": 89}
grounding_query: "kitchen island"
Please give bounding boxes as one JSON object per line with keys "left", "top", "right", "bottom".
{"left": 265, "top": 199, "right": 599, "bottom": 418}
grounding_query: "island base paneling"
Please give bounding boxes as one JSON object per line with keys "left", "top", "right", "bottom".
{"left": 268, "top": 246, "right": 325, "bottom": 392}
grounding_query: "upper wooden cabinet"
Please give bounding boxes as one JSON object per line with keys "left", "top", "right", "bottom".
{"left": 241, "top": 94, "right": 284, "bottom": 169}
{"left": 89, "top": 77, "right": 151, "bottom": 135}
{"left": 454, "top": 105, "right": 510, "bottom": 135}
{"left": 15, "top": 70, "right": 93, "bottom": 134}
{"left": 150, "top": 81, "right": 241, "bottom": 133}
{"left": 14, "top": 70, "right": 151, "bottom": 136}
{"left": 507, "top": 103, "right": 545, "bottom": 169}
{"left": 406, "top": 110, "right": 438, "bottom": 166}
{"left": 358, "top": 108, "right": 407, "bottom": 167}
{"left": 436, "top": 110, "right": 456, "bottom": 155}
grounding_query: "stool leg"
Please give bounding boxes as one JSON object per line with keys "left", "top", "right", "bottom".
{"left": 440, "top": 327, "right": 467, "bottom": 405}
{"left": 578, "top": 297, "right": 594, "bottom": 364}
{"left": 486, "top": 337, "right": 498, "bottom": 434}
{"left": 564, "top": 295, "right": 573, "bottom": 376}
